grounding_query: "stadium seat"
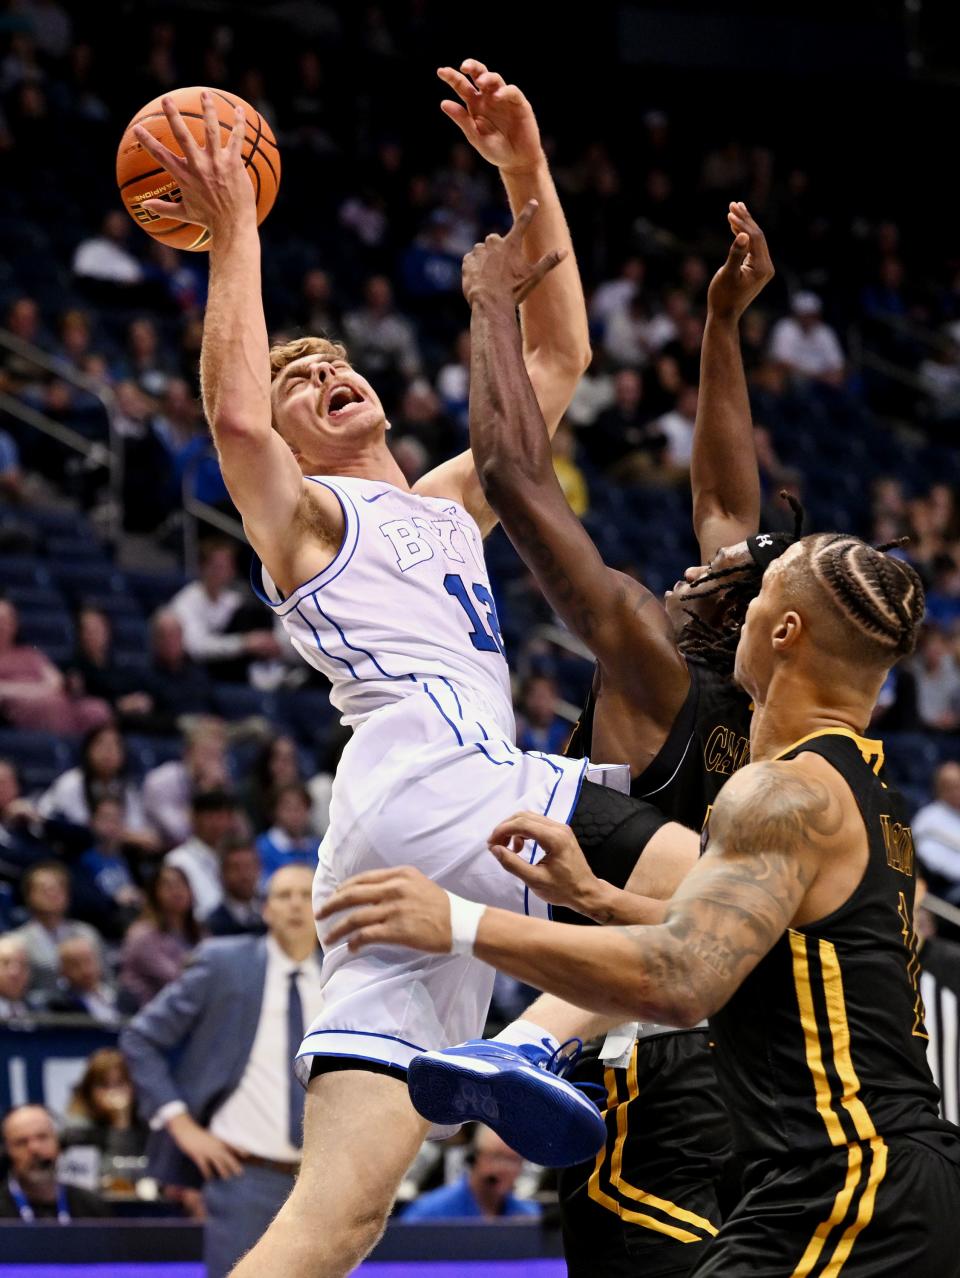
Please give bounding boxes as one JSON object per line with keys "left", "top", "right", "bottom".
{"left": 211, "top": 684, "right": 280, "bottom": 722}
{"left": 0, "top": 556, "right": 55, "bottom": 588}
{"left": 0, "top": 729, "right": 76, "bottom": 795}
{"left": 124, "top": 734, "right": 184, "bottom": 775}
{"left": 16, "top": 612, "right": 75, "bottom": 653}
{"left": 53, "top": 563, "right": 128, "bottom": 600}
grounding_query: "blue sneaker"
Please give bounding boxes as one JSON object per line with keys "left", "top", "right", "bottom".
{"left": 407, "top": 1037, "right": 607, "bottom": 1168}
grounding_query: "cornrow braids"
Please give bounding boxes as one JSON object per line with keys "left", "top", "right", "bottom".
{"left": 802, "top": 533, "right": 925, "bottom": 660}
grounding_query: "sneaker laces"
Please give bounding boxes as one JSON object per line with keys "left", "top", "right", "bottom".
{"left": 541, "top": 1037, "right": 608, "bottom": 1106}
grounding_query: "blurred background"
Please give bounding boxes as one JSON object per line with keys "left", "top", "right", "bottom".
{"left": 1, "top": 0, "right": 960, "bottom": 1272}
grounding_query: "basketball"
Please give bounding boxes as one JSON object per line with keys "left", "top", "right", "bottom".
{"left": 115, "top": 86, "right": 280, "bottom": 252}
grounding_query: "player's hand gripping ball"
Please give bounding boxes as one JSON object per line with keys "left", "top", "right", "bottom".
{"left": 116, "top": 86, "right": 280, "bottom": 251}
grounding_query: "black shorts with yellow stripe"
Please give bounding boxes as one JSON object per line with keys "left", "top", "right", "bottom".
{"left": 559, "top": 1030, "right": 734, "bottom": 1278}
{"left": 690, "top": 1135, "right": 960, "bottom": 1278}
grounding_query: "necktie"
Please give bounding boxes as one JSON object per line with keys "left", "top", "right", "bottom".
{"left": 287, "top": 969, "right": 305, "bottom": 1148}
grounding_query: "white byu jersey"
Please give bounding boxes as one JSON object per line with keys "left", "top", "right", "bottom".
{"left": 254, "top": 475, "right": 515, "bottom": 734}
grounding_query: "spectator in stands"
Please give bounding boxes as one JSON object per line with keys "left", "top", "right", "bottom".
{"left": 9, "top": 861, "right": 101, "bottom": 995}
{"left": 46, "top": 934, "right": 120, "bottom": 1024}
{"left": 391, "top": 378, "right": 455, "bottom": 466}
{"left": 652, "top": 383, "right": 698, "bottom": 472}
{"left": 206, "top": 841, "right": 266, "bottom": 938}
{"left": 0, "top": 599, "right": 111, "bottom": 736}
{"left": 566, "top": 348, "right": 616, "bottom": 428}
{"left": 0, "top": 935, "right": 38, "bottom": 1018}
{"left": 343, "top": 274, "right": 422, "bottom": 393}
{"left": 588, "top": 369, "right": 666, "bottom": 478}
{"left": 255, "top": 784, "right": 317, "bottom": 882}
{"left": 402, "top": 1125, "right": 539, "bottom": 1221}
{"left": 72, "top": 210, "right": 144, "bottom": 288}
{"left": 76, "top": 795, "right": 143, "bottom": 933}
{"left": 516, "top": 675, "right": 569, "bottom": 755}
{"left": 768, "top": 291, "right": 845, "bottom": 386}
{"left": 295, "top": 268, "right": 341, "bottom": 339}
{"left": 68, "top": 606, "right": 156, "bottom": 726}
{"left": 590, "top": 256, "right": 645, "bottom": 326}
{"left": 122, "top": 865, "right": 322, "bottom": 1278}
{"left": 165, "top": 790, "right": 241, "bottom": 922}
{"left": 168, "top": 538, "right": 279, "bottom": 680}
{"left": 910, "top": 627, "right": 960, "bottom": 731}
{"left": 435, "top": 329, "right": 470, "bottom": 432}
{"left": 551, "top": 421, "right": 589, "bottom": 518}
{"left": 143, "top": 716, "right": 230, "bottom": 848}
{"left": 125, "top": 316, "right": 173, "bottom": 398}
{"left": 139, "top": 608, "right": 212, "bottom": 733}
{"left": 119, "top": 864, "right": 201, "bottom": 1010}
{"left": 62, "top": 1048, "right": 148, "bottom": 1160}
{"left": 0, "top": 426, "right": 25, "bottom": 501}
{"left": 37, "top": 724, "right": 156, "bottom": 854}
{"left": 0, "top": 758, "right": 51, "bottom": 882}
{"left": 914, "top": 762, "right": 960, "bottom": 904}
{"left": 243, "top": 734, "right": 308, "bottom": 834}
{"left": 0, "top": 1105, "right": 110, "bottom": 1220}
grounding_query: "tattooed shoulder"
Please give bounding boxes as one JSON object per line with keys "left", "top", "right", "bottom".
{"left": 707, "top": 759, "right": 845, "bottom": 863}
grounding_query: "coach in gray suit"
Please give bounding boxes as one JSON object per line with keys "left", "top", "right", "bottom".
{"left": 121, "top": 863, "right": 322, "bottom": 1278}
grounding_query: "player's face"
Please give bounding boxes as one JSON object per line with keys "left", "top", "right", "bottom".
{"left": 733, "top": 550, "right": 796, "bottom": 697}
{"left": 664, "top": 539, "right": 750, "bottom": 635}
{"left": 272, "top": 356, "right": 387, "bottom": 470}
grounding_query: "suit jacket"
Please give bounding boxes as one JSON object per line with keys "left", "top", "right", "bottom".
{"left": 120, "top": 935, "right": 320, "bottom": 1187}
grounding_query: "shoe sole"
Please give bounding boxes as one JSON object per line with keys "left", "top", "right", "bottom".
{"left": 407, "top": 1053, "right": 607, "bottom": 1168}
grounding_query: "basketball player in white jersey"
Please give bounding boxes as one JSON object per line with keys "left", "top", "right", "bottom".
{"left": 135, "top": 63, "right": 599, "bottom": 1278}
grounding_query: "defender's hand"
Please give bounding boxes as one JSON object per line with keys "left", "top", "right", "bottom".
{"left": 438, "top": 59, "right": 544, "bottom": 175}
{"left": 318, "top": 866, "right": 454, "bottom": 954}
{"left": 462, "top": 200, "right": 566, "bottom": 308}
{"left": 488, "top": 811, "right": 600, "bottom": 912}
{"left": 707, "top": 202, "right": 775, "bottom": 323}
{"left": 133, "top": 91, "right": 255, "bottom": 233}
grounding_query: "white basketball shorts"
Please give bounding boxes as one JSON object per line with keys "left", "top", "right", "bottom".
{"left": 294, "top": 681, "right": 588, "bottom": 1083}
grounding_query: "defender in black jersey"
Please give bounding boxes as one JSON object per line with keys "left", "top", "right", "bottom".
{"left": 323, "top": 532, "right": 960, "bottom": 1277}
{"left": 404, "top": 203, "right": 781, "bottom": 1275}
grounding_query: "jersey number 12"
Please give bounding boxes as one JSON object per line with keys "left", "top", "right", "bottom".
{"left": 444, "top": 573, "right": 505, "bottom": 655}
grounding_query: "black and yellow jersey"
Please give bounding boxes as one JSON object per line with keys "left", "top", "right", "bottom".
{"left": 567, "top": 657, "right": 752, "bottom": 828}
{"left": 707, "top": 728, "right": 960, "bottom": 1165}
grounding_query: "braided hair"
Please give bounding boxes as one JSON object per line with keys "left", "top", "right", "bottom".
{"left": 794, "top": 533, "right": 925, "bottom": 663}
{"left": 677, "top": 494, "right": 805, "bottom": 677}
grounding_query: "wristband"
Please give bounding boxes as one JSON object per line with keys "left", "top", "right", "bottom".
{"left": 446, "top": 891, "right": 487, "bottom": 955}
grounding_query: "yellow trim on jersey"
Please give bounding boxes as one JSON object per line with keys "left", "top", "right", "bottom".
{"left": 789, "top": 931, "right": 846, "bottom": 1146}
{"left": 586, "top": 1051, "right": 718, "bottom": 1243}
{"left": 821, "top": 1138, "right": 888, "bottom": 1276}
{"left": 790, "top": 1143, "right": 864, "bottom": 1278}
{"left": 612, "top": 1050, "right": 720, "bottom": 1237}
{"left": 772, "top": 727, "right": 885, "bottom": 775}
{"left": 819, "top": 939, "right": 876, "bottom": 1141}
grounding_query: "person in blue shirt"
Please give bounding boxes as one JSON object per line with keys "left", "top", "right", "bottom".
{"left": 403, "top": 1126, "right": 541, "bottom": 1222}
{"left": 254, "top": 784, "right": 317, "bottom": 885}
{"left": 77, "top": 796, "right": 143, "bottom": 936}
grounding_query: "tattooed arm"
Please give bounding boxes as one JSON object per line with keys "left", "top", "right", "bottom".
{"left": 319, "top": 759, "right": 844, "bottom": 1024}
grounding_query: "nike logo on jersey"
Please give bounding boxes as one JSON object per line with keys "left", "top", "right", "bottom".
{"left": 362, "top": 490, "right": 392, "bottom": 503}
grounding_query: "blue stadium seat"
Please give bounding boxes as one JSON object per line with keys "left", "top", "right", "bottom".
{"left": 0, "top": 729, "right": 76, "bottom": 795}
{"left": 0, "top": 556, "right": 55, "bottom": 588}
{"left": 211, "top": 684, "right": 279, "bottom": 722}
{"left": 53, "top": 564, "right": 128, "bottom": 600}
{"left": 16, "top": 612, "right": 75, "bottom": 653}
{"left": 125, "top": 734, "right": 184, "bottom": 776}
{"left": 275, "top": 687, "right": 336, "bottom": 744}
{"left": 79, "top": 593, "right": 145, "bottom": 619}
{"left": 125, "top": 570, "right": 188, "bottom": 615}
{"left": 4, "top": 585, "right": 67, "bottom": 613}
{"left": 883, "top": 733, "right": 941, "bottom": 790}
{"left": 110, "top": 616, "right": 150, "bottom": 652}
{"left": 45, "top": 535, "right": 111, "bottom": 563}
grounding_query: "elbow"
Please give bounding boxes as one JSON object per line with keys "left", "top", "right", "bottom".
{"left": 478, "top": 454, "right": 532, "bottom": 505}
{"left": 631, "top": 980, "right": 708, "bottom": 1030}
{"left": 211, "top": 415, "right": 271, "bottom": 445}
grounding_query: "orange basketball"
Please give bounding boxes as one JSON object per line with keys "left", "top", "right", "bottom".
{"left": 116, "top": 86, "right": 280, "bottom": 252}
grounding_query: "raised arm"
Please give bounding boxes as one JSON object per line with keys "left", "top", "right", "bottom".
{"left": 416, "top": 62, "right": 590, "bottom": 523}
{"left": 691, "top": 203, "right": 773, "bottom": 562}
{"left": 134, "top": 95, "right": 329, "bottom": 582}
{"left": 457, "top": 203, "right": 688, "bottom": 712}
{"left": 319, "top": 758, "right": 838, "bottom": 1025}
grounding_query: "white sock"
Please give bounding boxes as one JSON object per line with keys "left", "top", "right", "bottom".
{"left": 493, "top": 1019, "right": 561, "bottom": 1054}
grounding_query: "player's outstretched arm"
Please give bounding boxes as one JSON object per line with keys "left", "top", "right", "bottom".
{"left": 135, "top": 94, "right": 303, "bottom": 558}
{"left": 319, "top": 759, "right": 835, "bottom": 1025}
{"left": 437, "top": 60, "right": 590, "bottom": 426}
{"left": 454, "top": 203, "right": 688, "bottom": 709}
{"left": 691, "top": 203, "right": 773, "bottom": 562}
{"left": 417, "top": 62, "right": 590, "bottom": 523}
